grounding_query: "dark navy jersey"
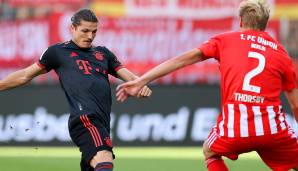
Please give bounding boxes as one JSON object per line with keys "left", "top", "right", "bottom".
{"left": 38, "top": 40, "right": 123, "bottom": 127}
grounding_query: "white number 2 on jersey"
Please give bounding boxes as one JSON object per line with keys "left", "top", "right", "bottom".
{"left": 242, "top": 51, "right": 266, "bottom": 93}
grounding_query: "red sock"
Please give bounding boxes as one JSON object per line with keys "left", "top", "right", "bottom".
{"left": 205, "top": 157, "right": 229, "bottom": 171}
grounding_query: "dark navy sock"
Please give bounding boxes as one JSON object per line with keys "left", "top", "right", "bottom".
{"left": 94, "top": 162, "right": 113, "bottom": 171}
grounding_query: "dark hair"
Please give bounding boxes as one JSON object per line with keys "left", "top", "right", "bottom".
{"left": 71, "top": 9, "right": 98, "bottom": 26}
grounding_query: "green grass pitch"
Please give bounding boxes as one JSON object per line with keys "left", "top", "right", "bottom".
{"left": 0, "top": 147, "right": 271, "bottom": 171}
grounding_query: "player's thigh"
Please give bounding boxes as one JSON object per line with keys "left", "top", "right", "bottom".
{"left": 204, "top": 127, "right": 239, "bottom": 160}
{"left": 69, "top": 114, "right": 114, "bottom": 168}
{"left": 203, "top": 139, "right": 216, "bottom": 158}
{"left": 257, "top": 129, "right": 298, "bottom": 171}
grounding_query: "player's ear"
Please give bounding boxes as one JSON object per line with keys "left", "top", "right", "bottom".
{"left": 70, "top": 24, "right": 76, "bottom": 33}
{"left": 240, "top": 18, "right": 243, "bottom": 28}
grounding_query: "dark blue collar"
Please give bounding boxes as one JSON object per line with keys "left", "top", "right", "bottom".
{"left": 62, "top": 40, "right": 94, "bottom": 51}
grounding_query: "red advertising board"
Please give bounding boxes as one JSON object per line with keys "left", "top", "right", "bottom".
{"left": 0, "top": 13, "right": 285, "bottom": 84}
{"left": 8, "top": 0, "right": 86, "bottom": 6}
{"left": 124, "top": 0, "right": 242, "bottom": 19}
{"left": 0, "top": 19, "right": 49, "bottom": 67}
{"left": 276, "top": 0, "right": 298, "bottom": 4}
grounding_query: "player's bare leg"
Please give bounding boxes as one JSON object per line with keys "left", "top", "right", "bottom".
{"left": 203, "top": 140, "right": 229, "bottom": 171}
{"left": 293, "top": 165, "right": 298, "bottom": 171}
{"left": 90, "top": 150, "right": 113, "bottom": 171}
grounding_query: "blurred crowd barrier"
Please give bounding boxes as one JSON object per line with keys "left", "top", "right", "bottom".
{"left": 0, "top": 0, "right": 297, "bottom": 85}
{"left": 0, "top": 84, "right": 296, "bottom": 146}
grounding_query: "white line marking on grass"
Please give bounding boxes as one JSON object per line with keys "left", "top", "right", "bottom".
{"left": 0, "top": 147, "right": 260, "bottom": 160}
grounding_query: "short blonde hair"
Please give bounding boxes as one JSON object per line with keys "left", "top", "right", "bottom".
{"left": 238, "top": 0, "right": 270, "bottom": 31}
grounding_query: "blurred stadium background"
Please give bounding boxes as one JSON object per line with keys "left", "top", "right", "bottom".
{"left": 0, "top": 0, "right": 297, "bottom": 171}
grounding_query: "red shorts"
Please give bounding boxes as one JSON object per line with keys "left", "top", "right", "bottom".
{"left": 206, "top": 127, "right": 298, "bottom": 171}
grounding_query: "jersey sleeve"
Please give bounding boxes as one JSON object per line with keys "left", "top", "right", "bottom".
{"left": 38, "top": 47, "right": 59, "bottom": 72}
{"left": 103, "top": 47, "right": 124, "bottom": 77}
{"left": 281, "top": 58, "right": 297, "bottom": 91}
{"left": 198, "top": 36, "right": 221, "bottom": 60}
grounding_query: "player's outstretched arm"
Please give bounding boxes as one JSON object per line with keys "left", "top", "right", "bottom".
{"left": 116, "top": 48, "right": 204, "bottom": 102}
{"left": 285, "top": 89, "right": 298, "bottom": 123}
{"left": 0, "top": 63, "right": 46, "bottom": 91}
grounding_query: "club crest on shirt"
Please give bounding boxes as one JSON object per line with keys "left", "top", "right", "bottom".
{"left": 70, "top": 52, "right": 78, "bottom": 57}
{"left": 94, "top": 51, "right": 104, "bottom": 61}
{"left": 104, "top": 137, "right": 113, "bottom": 147}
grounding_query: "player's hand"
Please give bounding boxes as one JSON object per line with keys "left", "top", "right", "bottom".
{"left": 137, "top": 85, "right": 152, "bottom": 98}
{"left": 116, "top": 79, "right": 149, "bottom": 102}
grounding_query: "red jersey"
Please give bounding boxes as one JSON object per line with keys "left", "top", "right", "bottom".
{"left": 199, "top": 30, "right": 297, "bottom": 138}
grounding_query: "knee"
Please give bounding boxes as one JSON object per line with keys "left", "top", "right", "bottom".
{"left": 203, "top": 140, "right": 215, "bottom": 159}
{"left": 90, "top": 150, "right": 113, "bottom": 168}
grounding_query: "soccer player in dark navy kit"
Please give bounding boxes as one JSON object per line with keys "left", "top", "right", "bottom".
{"left": 0, "top": 9, "right": 152, "bottom": 171}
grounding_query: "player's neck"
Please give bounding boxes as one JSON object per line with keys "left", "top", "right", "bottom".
{"left": 240, "top": 27, "right": 262, "bottom": 32}
{"left": 71, "top": 39, "right": 92, "bottom": 50}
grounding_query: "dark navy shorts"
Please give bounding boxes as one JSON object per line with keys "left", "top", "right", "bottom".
{"left": 69, "top": 114, "right": 114, "bottom": 171}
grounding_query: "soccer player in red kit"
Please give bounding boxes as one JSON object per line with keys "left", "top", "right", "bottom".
{"left": 116, "top": 0, "right": 298, "bottom": 170}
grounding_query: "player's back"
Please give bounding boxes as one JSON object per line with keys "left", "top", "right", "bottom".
{"left": 213, "top": 30, "right": 297, "bottom": 138}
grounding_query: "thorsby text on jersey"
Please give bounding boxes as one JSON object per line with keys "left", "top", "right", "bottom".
{"left": 234, "top": 33, "right": 278, "bottom": 104}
